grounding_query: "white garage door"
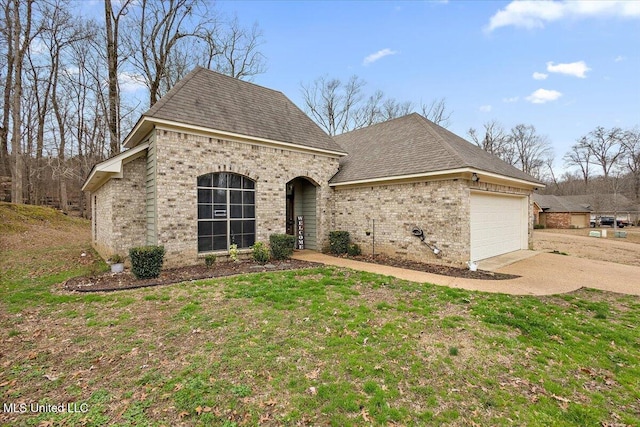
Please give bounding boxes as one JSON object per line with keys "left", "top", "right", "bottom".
{"left": 470, "top": 192, "right": 528, "bottom": 261}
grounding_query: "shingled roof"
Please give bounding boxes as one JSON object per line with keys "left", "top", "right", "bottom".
{"left": 330, "top": 113, "right": 542, "bottom": 185}
{"left": 533, "top": 194, "right": 592, "bottom": 213}
{"left": 131, "top": 67, "right": 345, "bottom": 154}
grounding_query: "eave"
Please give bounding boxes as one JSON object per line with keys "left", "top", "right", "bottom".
{"left": 81, "top": 143, "right": 150, "bottom": 193}
{"left": 330, "top": 168, "right": 545, "bottom": 189}
{"left": 123, "top": 116, "right": 347, "bottom": 158}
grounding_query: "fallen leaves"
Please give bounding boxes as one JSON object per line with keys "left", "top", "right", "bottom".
{"left": 195, "top": 405, "right": 212, "bottom": 415}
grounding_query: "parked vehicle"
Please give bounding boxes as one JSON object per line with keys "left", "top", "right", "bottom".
{"left": 598, "top": 216, "right": 626, "bottom": 228}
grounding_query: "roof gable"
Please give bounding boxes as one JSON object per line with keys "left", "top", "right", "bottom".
{"left": 330, "top": 113, "right": 542, "bottom": 185}
{"left": 131, "top": 67, "right": 345, "bottom": 154}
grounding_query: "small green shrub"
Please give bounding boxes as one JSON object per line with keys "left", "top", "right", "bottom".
{"left": 251, "top": 241, "right": 270, "bottom": 264}
{"left": 204, "top": 254, "right": 216, "bottom": 268}
{"left": 270, "top": 234, "right": 295, "bottom": 260}
{"left": 329, "top": 231, "right": 350, "bottom": 255}
{"left": 347, "top": 243, "right": 361, "bottom": 256}
{"left": 108, "top": 253, "right": 125, "bottom": 264}
{"left": 229, "top": 244, "right": 239, "bottom": 262}
{"left": 534, "top": 224, "right": 545, "bottom": 229}
{"left": 449, "top": 346, "right": 459, "bottom": 356}
{"left": 129, "top": 246, "right": 165, "bottom": 279}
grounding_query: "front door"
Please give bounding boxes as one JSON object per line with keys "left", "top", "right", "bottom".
{"left": 285, "top": 178, "right": 318, "bottom": 250}
{"left": 286, "top": 183, "right": 295, "bottom": 235}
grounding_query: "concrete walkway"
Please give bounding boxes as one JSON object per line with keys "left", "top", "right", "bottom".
{"left": 292, "top": 250, "right": 640, "bottom": 296}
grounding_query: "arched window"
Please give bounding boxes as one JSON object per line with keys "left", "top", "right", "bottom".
{"left": 197, "top": 173, "right": 255, "bottom": 252}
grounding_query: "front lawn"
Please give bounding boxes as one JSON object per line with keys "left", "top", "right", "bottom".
{"left": 1, "top": 204, "right": 638, "bottom": 426}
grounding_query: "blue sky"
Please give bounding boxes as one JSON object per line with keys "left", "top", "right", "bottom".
{"left": 212, "top": 0, "right": 639, "bottom": 172}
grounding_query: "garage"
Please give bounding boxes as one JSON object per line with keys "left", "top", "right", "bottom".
{"left": 470, "top": 192, "right": 528, "bottom": 261}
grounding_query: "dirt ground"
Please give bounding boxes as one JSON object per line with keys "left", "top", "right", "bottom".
{"left": 533, "top": 228, "right": 640, "bottom": 267}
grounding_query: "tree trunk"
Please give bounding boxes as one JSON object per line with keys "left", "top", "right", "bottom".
{"left": 105, "top": 0, "right": 120, "bottom": 155}
{"left": 9, "top": 0, "right": 30, "bottom": 204}
{"left": 0, "top": 2, "right": 13, "bottom": 178}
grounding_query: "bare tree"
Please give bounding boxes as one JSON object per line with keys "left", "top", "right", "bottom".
{"left": 467, "top": 120, "right": 514, "bottom": 164}
{"left": 104, "top": 0, "right": 133, "bottom": 155}
{"left": 0, "top": 1, "right": 13, "bottom": 177}
{"left": 508, "top": 124, "right": 553, "bottom": 178}
{"left": 214, "top": 17, "right": 266, "bottom": 80}
{"left": 301, "top": 74, "right": 453, "bottom": 135}
{"left": 580, "top": 126, "right": 625, "bottom": 180}
{"left": 621, "top": 127, "right": 640, "bottom": 202}
{"left": 127, "top": 0, "right": 265, "bottom": 107}
{"left": 26, "top": 1, "right": 88, "bottom": 204}
{"left": 352, "top": 90, "right": 384, "bottom": 129}
{"left": 420, "top": 97, "right": 452, "bottom": 128}
{"left": 563, "top": 140, "right": 592, "bottom": 189}
{"left": 4, "top": 0, "right": 44, "bottom": 203}
{"left": 380, "top": 98, "right": 413, "bottom": 122}
{"left": 300, "top": 75, "right": 366, "bottom": 136}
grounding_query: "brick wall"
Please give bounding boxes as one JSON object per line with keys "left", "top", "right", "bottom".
{"left": 92, "top": 157, "right": 147, "bottom": 259}
{"left": 332, "top": 179, "right": 534, "bottom": 265}
{"left": 154, "top": 129, "right": 340, "bottom": 267}
{"left": 539, "top": 212, "right": 589, "bottom": 229}
{"left": 332, "top": 179, "right": 471, "bottom": 265}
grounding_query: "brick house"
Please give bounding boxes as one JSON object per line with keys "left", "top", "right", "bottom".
{"left": 83, "top": 67, "right": 542, "bottom": 267}
{"left": 533, "top": 194, "right": 592, "bottom": 229}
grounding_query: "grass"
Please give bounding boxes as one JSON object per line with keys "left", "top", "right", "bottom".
{"left": 1, "top": 204, "right": 639, "bottom": 426}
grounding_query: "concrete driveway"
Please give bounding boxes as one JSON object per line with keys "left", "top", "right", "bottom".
{"left": 292, "top": 251, "right": 640, "bottom": 296}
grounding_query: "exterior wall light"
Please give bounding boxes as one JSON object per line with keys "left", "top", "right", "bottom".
{"left": 471, "top": 173, "right": 480, "bottom": 183}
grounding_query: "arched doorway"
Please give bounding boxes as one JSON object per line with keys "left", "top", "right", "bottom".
{"left": 286, "top": 177, "right": 318, "bottom": 250}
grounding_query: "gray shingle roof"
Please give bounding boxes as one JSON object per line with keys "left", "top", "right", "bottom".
{"left": 535, "top": 193, "right": 637, "bottom": 212}
{"left": 330, "top": 113, "right": 542, "bottom": 184}
{"left": 533, "top": 194, "right": 592, "bottom": 213}
{"left": 143, "top": 67, "right": 345, "bottom": 154}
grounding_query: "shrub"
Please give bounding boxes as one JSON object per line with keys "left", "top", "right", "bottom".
{"left": 204, "top": 254, "right": 216, "bottom": 268}
{"left": 270, "top": 234, "right": 295, "bottom": 260}
{"left": 347, "top": 243, "right": 361, "bottom": 256}
{"left": 129, "top": 245, "right": 165, "bottom": 279}
{"left": 329, "top": 231, "right": 350, "bottom": 255}
{"left": 229, "top": 244, "right": 239, "bottom": 262}
{"left": 251, "top": 241, "right": 270, "bottom": 264}
{"left": 534, "top": 224, "right": 545, "bottom": 229}
{"left": 108, "top": 253, "right": 125, "bottom": 264}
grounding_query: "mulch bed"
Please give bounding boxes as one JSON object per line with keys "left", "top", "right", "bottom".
{"left": 63, "top": 253, "right": 518, "bottom": 293}
{"left": 63, "top": 259, "right": 321, "bottom": 292}
{"left": 349, "top": 254, "right": 519, "bottom": 281}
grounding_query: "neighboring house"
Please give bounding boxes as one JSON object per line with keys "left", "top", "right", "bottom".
{"left": 558, "top": 194, "right": 638, "bottom": 225}
{"left": 533, "top": 194, "right": 592, "bottom": 228}
{"left": 83, "top": 67, "right": 543, "bottom": 267}
{"left": 533, "top": 193, "right": 640, "bottom": 228}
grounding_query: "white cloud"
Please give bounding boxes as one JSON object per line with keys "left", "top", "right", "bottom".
{"left": 29, "top": 38, "right": 48, "bottom": 55}
{"left": 615, "top": 55, "right": 626, "bottom": 62}
{"left": 119, "top": 72, "right": 147, "bottom": 93}
{"left": 479, "top": 105, "right": 492, "bottom": 112}
{"left": 486, "top": 1, "right": 640, "bottom": 32}
{"left": 546, "top": 60, "right": 590, "bottom": 78}
{"left": 526, "top": 88, "right": 562, "bottom": 104}
{"left": 363, "top": 48, "right": 398, "bottom": 66}
{"left": 64, "top": 66, "right": 80, "bottom": 76}
{"left": 532, "top": 72, "right": 548, "bottom": 80}
{"left": 502, "top": 96, "right": 519, "bottom": 103}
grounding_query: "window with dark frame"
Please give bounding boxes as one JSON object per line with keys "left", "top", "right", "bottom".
{"left": 197, "top": 172, "right": 256, "bottom": 253}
